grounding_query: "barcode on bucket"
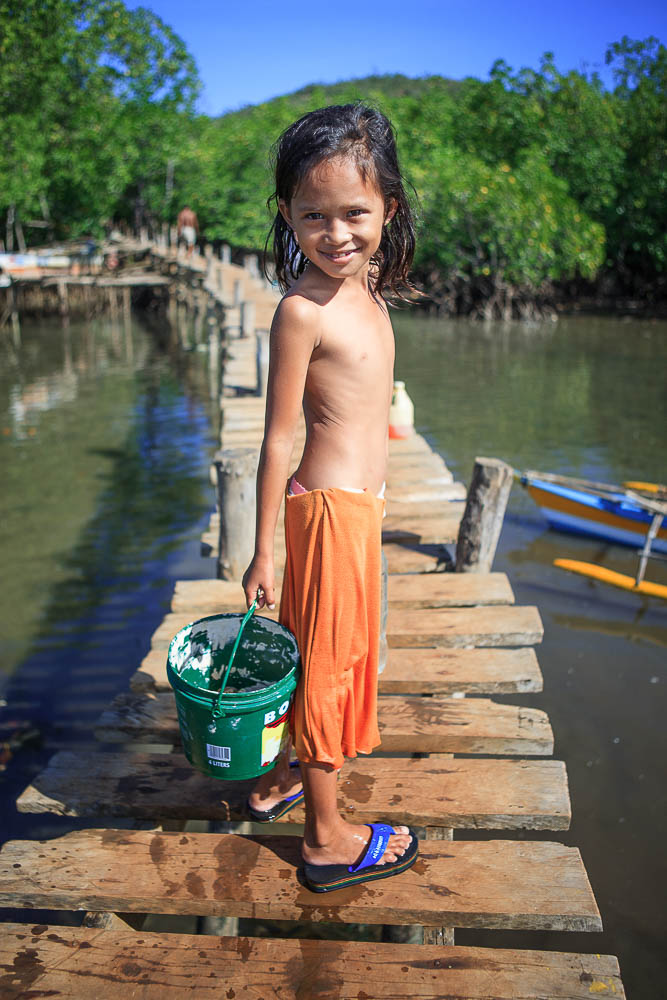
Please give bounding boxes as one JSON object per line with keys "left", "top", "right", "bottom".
{"left": 206, "top": 744, "right": 231, "bottom": 761}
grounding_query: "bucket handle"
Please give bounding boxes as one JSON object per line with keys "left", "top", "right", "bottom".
{"left": 212, "top": 600, "right": 257, "bottom": 719}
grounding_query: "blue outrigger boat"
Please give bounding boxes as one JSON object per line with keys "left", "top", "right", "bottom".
{"left": 519, "top": 471, "right": 667, "bottom": 553}
{"left": 518, "top": 470, "right": 667, "bottom": 598}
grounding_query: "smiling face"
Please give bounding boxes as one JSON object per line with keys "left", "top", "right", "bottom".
{"left": 280, "top": 154, "right": 395, "bottom": 284}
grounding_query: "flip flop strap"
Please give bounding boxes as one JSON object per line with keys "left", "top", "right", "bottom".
{"left": 348, "top": 823, "right": 394, "bottom": 873}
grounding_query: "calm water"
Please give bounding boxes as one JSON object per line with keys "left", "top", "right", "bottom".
{"left": 0, "top": 311, "right": 665, "bottom": 996}
{"left": 0, "top": 314, "right": 218, "bottom": 835}
{"left": 394, "top": 313, "right": 667, "bottom": 998}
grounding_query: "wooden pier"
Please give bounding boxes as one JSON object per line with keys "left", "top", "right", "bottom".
{"left": 0, "top": 242, "right": 625, "bottom": 997}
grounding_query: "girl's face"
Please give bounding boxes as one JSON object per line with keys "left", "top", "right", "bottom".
{"left": 280, "top": 155, "right": 396, "bottom": 283}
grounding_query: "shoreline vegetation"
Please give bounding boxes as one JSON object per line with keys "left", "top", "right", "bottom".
{"left": 1, "top": 2, "right": 665, "bottom": 320}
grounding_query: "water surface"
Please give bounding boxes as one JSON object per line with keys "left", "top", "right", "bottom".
{"left": 394, "top": 313, "right": 666, "bottom": 998}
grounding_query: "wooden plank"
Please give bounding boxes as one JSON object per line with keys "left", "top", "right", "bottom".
{"left": 386, "top": 605, "right": 544, "bottom": 647}
{"left": 93, "top": 692, "right": 553, "bottom": 755}
{"left": 170, "top": 572, "right": 514, "bottom": 614}
{"left": 388, "top": 453, "right": 450, "bottom": 474}
{"left": 149, "top": 605, "right": 542, "bottom": 652}
{"left": 383, "top": 543, "right": 444, "bottom": 573}
{"left": 132, "top": 645, "right": 542, "bottom": 696}
{"left": 0, "top": 830, "right": 601, "bottom": 930}
{"left": 388, "top": 482, "right": 467, "bottom": 501}
{"left": 388, "top": 572, "right": 514, "bottom": 607}
{"left": 382, "top": 508, "right": 464, "bottom": 544}
{"left": 18, "top": 753, "right": 570, "bottom": 829}
{"left": 0, "top": 924, "right": 624, "bottom": 999}
{"left": 380, "top": 647, "right": 542, "bottom": 694}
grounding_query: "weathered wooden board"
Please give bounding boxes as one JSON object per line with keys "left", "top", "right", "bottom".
{"left": 93, "top": 692, "right": 552, "bottom": 755}
{"left": 382, "top": 507, "right": 464, "bottom": 544}
{"left": 388, "top": 482, "right": 467, "bottom": 501}
{"left": 205, "top": 506, "right": 462, "bottom": 546}
{"left": 132, "top": 645, "right": 541, "bottom": 696}
{"left": 170, "top": 572, "right": 514, "bottom": 614}
{"left": 387, "top": 435, "right": 439, "bottom": 455}
{"left": 0, "top": 830, "right": 601, "bottom": 930}
{"left": 388, "top": 453, "right": 450, "bottom": 474}
{"left": 18, "top": 753, "right": 570, "bottom": 829}
{"left": 0, "top": 924, "right": 624, "bottom": 999}
{"left": 382, "top": 543, "right": 444, "bottom": 573}
{"left": 380, "top": 646, "right": 542, "bottom": 694}
{"left": 388, "top": 572, "right": 513, "bottom": 607}
{"left": 386, "top": 606, "right": 544, "bottom": 647}
{"left": 150, "top": 605, "right": 542, "bottom": 652}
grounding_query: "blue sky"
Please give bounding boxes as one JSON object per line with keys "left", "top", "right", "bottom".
{"left": 127, "top": 0, "right": 666, "bottom": 115}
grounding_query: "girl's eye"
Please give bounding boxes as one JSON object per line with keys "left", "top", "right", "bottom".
{"left": 304, "top": 212, "right": 322, "bottom": 220}
{"left": 348, "top": 209, "right": 365, "bottom": 217}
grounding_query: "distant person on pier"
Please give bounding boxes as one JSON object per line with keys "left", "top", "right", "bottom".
{"left": 242, "top": 104, "right": 419, "bottom": 893}
{"left": 177, "top": 206, "right": 199, "bottom": 257}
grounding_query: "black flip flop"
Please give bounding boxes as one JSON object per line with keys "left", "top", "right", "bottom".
{"left": 247, "top": 761, "right": 304, "bottom": 823}
{"left": 303, "top": 823, "right": 419, "bottom": 893}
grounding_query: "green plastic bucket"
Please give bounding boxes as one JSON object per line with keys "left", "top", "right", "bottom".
{"left": 166, "top": 603, "right": 300, "bottom": 781}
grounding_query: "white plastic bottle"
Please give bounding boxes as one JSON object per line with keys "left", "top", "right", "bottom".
{"left": 388, "top": 380, "right": 414, "bottom": 439}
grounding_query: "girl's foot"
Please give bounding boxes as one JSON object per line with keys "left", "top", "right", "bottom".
{"left": 302, "top": 819, "right": 412, "bottom": 868}
{"left": 248, "top": 762, "right": 303, "bottom": 816}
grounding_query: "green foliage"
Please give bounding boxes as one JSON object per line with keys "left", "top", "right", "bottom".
{"left": 604, "top": 37, "right": 667, "bottom": 281}
{"left": 414, "top": 146, "right": 604, "bottom": 289}
{"left": 0, "top": 0, "right": 198, "bottom": 238}
{"left": 0, "top": 8, "right": 663, "bottom": 306}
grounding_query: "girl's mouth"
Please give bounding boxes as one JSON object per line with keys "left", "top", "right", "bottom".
{"left": 320, "top": 248, "right": 358, "bottom": 262}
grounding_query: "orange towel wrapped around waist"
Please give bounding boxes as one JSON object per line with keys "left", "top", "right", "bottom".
{"left": 280, "top": 487, "right": 385, "bottom": 770}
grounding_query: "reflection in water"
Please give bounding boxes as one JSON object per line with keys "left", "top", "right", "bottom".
{"left": 395, "top": 313, "right": 666, "bottom": 999}
{"left": 552, "top": 612, "right": 667, "bottom": 648}
{"left": 0, "top": 316, "right": 216, "bottom": 718}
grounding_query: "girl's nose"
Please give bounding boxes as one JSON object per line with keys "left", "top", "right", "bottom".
{"left": 324, "top": 218, "right": 351, "bottom": 245}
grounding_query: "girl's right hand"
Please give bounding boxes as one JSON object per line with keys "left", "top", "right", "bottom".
{"left": 242, "top": 555, "right": 275, "bottom": 611}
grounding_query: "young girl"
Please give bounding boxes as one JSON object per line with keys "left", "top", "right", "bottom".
{"left": 242, "top": 103, "right": 418, "bottom": 892}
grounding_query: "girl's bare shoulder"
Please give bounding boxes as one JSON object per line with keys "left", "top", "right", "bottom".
{"left": 272, "top": 290, "right": 323, "bottom": 349}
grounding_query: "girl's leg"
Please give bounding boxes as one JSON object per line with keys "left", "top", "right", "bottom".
{"left": 301, "top": 761, "right": 412, "bottom": 866}
{"left": 247, "top": 741, "right": 302, "bottom": 813}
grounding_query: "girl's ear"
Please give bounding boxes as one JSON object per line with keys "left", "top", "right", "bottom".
{"left": 278, "top": 199, "right": 293, "bottom": 229}
{"left": 384, "top": 198, "right": 398, "bottom": 225}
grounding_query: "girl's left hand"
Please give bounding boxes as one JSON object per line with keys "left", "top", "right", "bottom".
{"left": 242, "top": 555, "right": 275, "bottom": 610}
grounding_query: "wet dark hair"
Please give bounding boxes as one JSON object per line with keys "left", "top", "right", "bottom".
{"left": 265, "top": 103, "right": 416, "bottom": 300}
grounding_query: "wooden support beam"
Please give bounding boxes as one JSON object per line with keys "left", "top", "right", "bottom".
{"left": 213, "top": 447, "right": 258, "bottom": 581}
{"left": 456, "top": 457, "right": 514, "bottom": 572}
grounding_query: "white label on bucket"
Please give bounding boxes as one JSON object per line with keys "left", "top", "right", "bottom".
{"left": 206, "top": 744, "right": 231, "bottom": 762}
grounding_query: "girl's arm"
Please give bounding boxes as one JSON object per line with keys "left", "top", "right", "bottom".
{"left": 242, "top": 296, "right": 318, "bottom": 609}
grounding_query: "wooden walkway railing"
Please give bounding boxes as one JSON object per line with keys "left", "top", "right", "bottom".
{"left": 0, "top": 248, "right": 625, "bottom": 998}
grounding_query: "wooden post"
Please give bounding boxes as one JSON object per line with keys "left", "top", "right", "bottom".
{"left": 57, "top": 279, "right": 69, "bottom": 318}
{"left": 221, "top": 243, "right": 231, "bottom": 264}
{"left": 208, "top": 316, "right": 221, "bottom": 401}
{"left": 214, "top": 447, "right": 258, "bottom": 581}
{"left": 240, "top": 300, "right": 255, "bottom": 339}
{"left": 455, "top": 457, "right": 513, "bottom": 573}
{"left": 255, "top": 328, "right": 270, "bottom": 396}
{"left": 245, "top": 253, "right": 259, "bottom": 277}
{"left": 233, "top": 278, "right": 243, "bottom": 306}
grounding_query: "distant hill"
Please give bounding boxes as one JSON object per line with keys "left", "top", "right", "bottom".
{"left": 218, "top": 73, "right": 463, "bottom": 121}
